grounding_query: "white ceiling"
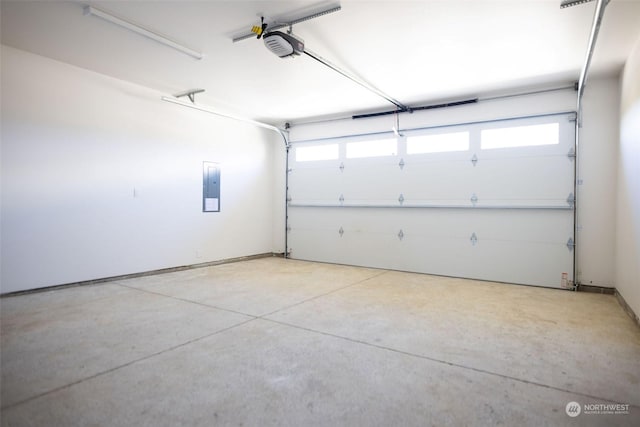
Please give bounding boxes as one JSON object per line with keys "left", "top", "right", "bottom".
{"left": 2, "top": 0, "right": 640, "bottom": 125}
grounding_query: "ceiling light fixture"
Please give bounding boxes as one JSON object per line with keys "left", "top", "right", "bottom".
{"left": 83, "top": 6, "right": 203, "bottom": 60}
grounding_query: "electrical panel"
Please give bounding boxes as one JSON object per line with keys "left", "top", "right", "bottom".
{"left": 203, "top": 162, "right": 220, "bottom": 212}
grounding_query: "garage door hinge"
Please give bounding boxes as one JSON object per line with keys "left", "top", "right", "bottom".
{"left": 398, "top": 193, "right": 405, "bottom": 205}
{"left": 339, "top": 226, "right": 344, "bottom": 237}
{"left": 470, "top": 193, "right": 478, "bottom": 206}
{"left": 566, "top": 193, "right": 575, "bottom": 208}
{"left": 470, "top": 232, "right": 478, "bottom": 246}
{"left": 568, "top": 113, "right": 577, "bottom": 122}
{"left": 399, "top": 158, "right": 405, "bottom": 170}
{"left": 398, "top": 229, "right": 404, "bottom": 241}
{"left": 567, "top": 148, "right": 576, "bottom": 161}
{"left": 339, "top": 162, "right": 345, "bottom": 172}
{"left": 286, "top": 225, "right": 291, "bottom": 232}
{"left": 286, "top": 195, "right": 292, "bottom": 202}
{"left": 567, "top": 237, "right": 575, "bottom": 252}
{"left": 471, "top": 154, "right": 478, "bottom": 167}
{"left": 339, "top": 194, "right": 345, "bottom": 205}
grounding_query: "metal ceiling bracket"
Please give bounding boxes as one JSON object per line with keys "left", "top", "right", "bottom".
{"left": 339, "top": 226, "right": 344, "bottom": 237}
{"left": 471, "top": 154, "right": 478, "bottom": 167}
{"left": 471, "top": 193, "right": 478, "bottom": 206}
{"left": 173, "top": 88, "right": 205, "bottom": 104}
{"left": 567, "top": 193, "right": 575, "bottom": 208}
{"left": 232, "top": 4, "right": 342, "bottom": 43}
{"left": 470, "top": 232, "right": 478, "bottom": 246}
{"left": 399, "top": 158, "right": 405, "bottom": 170}
{"left": 398, "top": 229, "right": 404, "bottom": 241}
{"left": 567, "top": 237, "right": 575, "bottom": 252}
{"left": 398, "top": 194, "right": 405, "bottom": 206}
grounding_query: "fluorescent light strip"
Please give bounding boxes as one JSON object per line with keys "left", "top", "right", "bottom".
{"left": 161, "top": 96, "right": 284, "bottom": 134}
{"left": 84, "top": 6, "right": 203, "bottom": 60}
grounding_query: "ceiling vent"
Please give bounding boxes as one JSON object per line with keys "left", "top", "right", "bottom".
{"left": 263, "top": 31, "right": 304, "bottom": 58}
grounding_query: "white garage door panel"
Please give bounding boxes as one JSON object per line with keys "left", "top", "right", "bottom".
{"left": 287, "top": 112, "right": 576, "bottom": 288}
{"left": 399, "top": 237, "right": 571, "bottom": 286}
{"left": 470, "top": 157, "right": 574, "bottom": 206}
{"left": 288, "top": 165, "right": 342, "bottom": 203}
{"left": 288, "top": 207, "right": 573, "bottom": 287}
{"left": 400, "top": 160, "right": 477, "bottom": 204}
{"left": 292, "top": 155, "right": 574, "bottom": 208}
{"left": 342, "top": 161, "right": 404, "bottom": 203}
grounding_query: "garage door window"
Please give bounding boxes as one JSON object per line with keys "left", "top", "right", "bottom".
{"left": 346, "top": 138, "right": 397, "bottom": 158}
{"left": 296, "top": 144, "right": 339, "bottom": 162}
{"left": 481, "top": 123, "right": 559, "bottom": 150}
{"left": 407, "top": 131, "right": 469, "bottom": 154}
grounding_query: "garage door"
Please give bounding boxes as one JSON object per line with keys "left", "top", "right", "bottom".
{"left": 287, "top": 112, "right": 576, "bottom": 288}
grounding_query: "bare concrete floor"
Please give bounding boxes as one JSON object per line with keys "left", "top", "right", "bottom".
{"left": 1, "top": 257, "right": 639, "bottom": 426}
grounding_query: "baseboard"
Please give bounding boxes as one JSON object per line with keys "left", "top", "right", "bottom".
{"left": 615, "top": 290, "right": 640, "bottom": 327}
{"left": 576, "top": 284, "right": 615, "bottom": 294}
{"left": 1, "top": 252, "right": 277, "bottom": 298}
{"left": 579, "top": 284, "right": 640, "bottom": 328}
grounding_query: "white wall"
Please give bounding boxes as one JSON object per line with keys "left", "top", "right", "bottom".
{"left": 578, "top": 76, "right": 620, "bottom": 287}
{"left": 616, "top": 36, "right": 640, "bottom": 317}
{"left": 1, "top": 45, "right": 277, "bottom": 293}
{"left": 289, "top": 79, "right": 620, "bottom": 288}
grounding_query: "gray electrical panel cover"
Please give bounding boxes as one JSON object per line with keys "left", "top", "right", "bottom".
{"left": 203, "top": 162, "right": 220, "bottom": 212}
